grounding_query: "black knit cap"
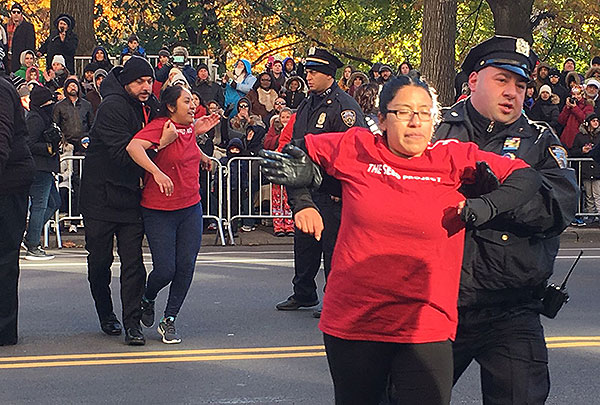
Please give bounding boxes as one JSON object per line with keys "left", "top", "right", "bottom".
{"left": 197, "top": 62, "right": 209, "bottom": 71}
{"left": 118, "top": 55, "right": 155, "bottom": 85}
{"left": 11, "top": 3, "right": 23, "bottom": 12}
{"left": 592, "top": 56, "right": 600, "bottom": 66}
{"left": 64, "top": 77, "right": 80, "bottom": 94}
{"left": 30, "top": 85, "right": 54, "bottom": 107}
{"left": 586, "top": 113, "right": 599, "bottom": 122}
{"left": 304, "top": 47, "right": 343, "bottom": 77}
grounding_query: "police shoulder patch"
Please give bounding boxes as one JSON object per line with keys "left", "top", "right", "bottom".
{"left": 341, "top": 109, "right": 357, "bottom": 127}
{"left": 549, "top": 145, "right": 568, "bottom": 169}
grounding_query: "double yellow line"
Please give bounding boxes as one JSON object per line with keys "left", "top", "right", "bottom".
{"left": 1, "top": 337, "right": 598, "bottom": 370}
{"left": 0, "top": 345, "right": 326, "bottom": 370}
{"left": 546, "top": 336, "right": 600, "bottom": 349}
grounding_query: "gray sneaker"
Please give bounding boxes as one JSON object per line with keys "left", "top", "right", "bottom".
{"left": 25, "top": 246, "right": 55, "bottom": 261}
{"left": 157, "top": 317, "right": 181, "bottom": 344}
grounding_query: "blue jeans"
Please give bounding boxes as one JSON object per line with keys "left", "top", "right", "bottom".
{"left": 24, "top": 171, "right": 61, "bottom": 248}
{"left": 142, "top": 203, "right": 203, "bottom": 318}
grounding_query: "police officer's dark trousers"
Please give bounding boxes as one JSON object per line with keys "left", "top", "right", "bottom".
{"left": 84, "top": 217, "right": 146, "bottom": 329}
{"left": 292, "top": 192, "right": 341, "bottom": 302}
{"left": 0, "top": 192, "right": 28, "bottom": 345}
{"left": 452, "top": 306, "right": 550, "bottom": 405}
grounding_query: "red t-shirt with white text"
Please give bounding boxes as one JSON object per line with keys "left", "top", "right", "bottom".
{"left": 304, "top": 128, "right": 529, "bottom": 343}
{"left": 134, "top": 117, "right": 201, "bottom": 211}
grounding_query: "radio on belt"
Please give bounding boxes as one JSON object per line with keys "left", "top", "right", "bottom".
{"left": 541, "top": 250, "right": 582, "bottom": 319}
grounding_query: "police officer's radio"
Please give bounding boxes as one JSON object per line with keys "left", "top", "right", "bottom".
{"left": 541, "top": 250, "right": 582, "bottom": 319}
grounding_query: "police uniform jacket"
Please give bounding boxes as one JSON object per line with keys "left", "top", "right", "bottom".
{"left": 435, "top": 99, "right": 579, "bottom": 309}
{"left": 289, "top": 82, "right": 365, "bottom": 211}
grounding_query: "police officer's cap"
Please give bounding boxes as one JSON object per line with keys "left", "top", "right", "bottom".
{"left": 461, "top": 35, "right": 538, "bottom": 80}
{"left": 305, "top": 47, "right": 343, "bottom": 77}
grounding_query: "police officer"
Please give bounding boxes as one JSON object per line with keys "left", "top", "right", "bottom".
{"left": 434, "top": 36, "right": 579, "bottom": 404}
{"left": 275, "top": 48, "right": 365, "bottom": 317}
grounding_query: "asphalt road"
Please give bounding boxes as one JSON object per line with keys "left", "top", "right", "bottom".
{"left": 1, "top": 243, "right": 599, "bottom": 404}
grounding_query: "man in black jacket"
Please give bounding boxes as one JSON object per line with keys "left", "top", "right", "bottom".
{"left": 80, "top": 56, "right": 158, "bottom": 345}
{"left": 38, "top": 13, "right": 78, "bottom": 75}
{"left": 192, "top": 62, "right": 225, "bottom": 108}
{"left": 0, "top": 54, "right": 35, "bottom": 346}
{"left": 23, "top": 85, "right": 61, "bottom": 261}
{"left": 53, "top": 77, "right": 93, "bottom": 154}
{"left": 435, "top": 36, "right": 579, "bottom": 404}
{"left": 3, "top": 3, "right": 35, "bottom": 73}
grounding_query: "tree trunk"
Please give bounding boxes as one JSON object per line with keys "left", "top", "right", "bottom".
{"left": 486, "top": 0, "right": 535, "bottom": 44}
{"left": 50, "top": 0, "right": 95, "bottom": 55}
{"left": 420, "top": 0, "right": 457, "bottom": 106}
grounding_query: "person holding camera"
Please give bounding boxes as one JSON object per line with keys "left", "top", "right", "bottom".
{"left": 22, "top": 84, "right": 61, "bottom": 260}
{"left": 558, "top": 85, "right": 595, "bottom": 148}
{"left": 38, "top": 14, "right": 78, "bottom": 75}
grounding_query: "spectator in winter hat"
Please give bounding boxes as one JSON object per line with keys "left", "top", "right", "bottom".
{"left": 38, "top": 13, "right": 78, "bottom": 74}
{"left": 5, "top": 2, "right": 36, "bottom": 73}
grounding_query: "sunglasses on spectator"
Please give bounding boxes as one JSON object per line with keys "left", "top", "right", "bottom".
{"left": 11, "top": 10, "right": 22, "bottom": 14}
{"left": 275, "top": 101, "right": 286, "bottom": 105}
{"left": 239, "top": 104, "right": 249, "bottom": 109}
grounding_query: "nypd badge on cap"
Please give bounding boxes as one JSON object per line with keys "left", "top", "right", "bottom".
{"left": 304, "top": 47, "right": 343, "bottom": 77}
{"left": 461, "top": 35, "right": 538, "bottom": 80}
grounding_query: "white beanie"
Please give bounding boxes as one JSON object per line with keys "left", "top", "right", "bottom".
{"left": 539, "top": 84, "right": 552, "bottom": 95}
{"left": 52, "top": 54, "right": 66, "bottom": 67}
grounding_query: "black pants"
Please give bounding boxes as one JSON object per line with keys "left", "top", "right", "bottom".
{"left": 324, "top": 334, "right": 452, "bottom": 405}
{"left": 84, "top": 217, "right": 146, "bottom": 329}
{"left": 0, "top": 192, "right": 29, "bottom": 346}
{"left": 292, "top": 194, "right": 341, "bottom": 302}
{"left": 453, "top": 307, "right": 550, "bottom": 405}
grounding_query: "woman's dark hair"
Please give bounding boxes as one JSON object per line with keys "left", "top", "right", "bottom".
{"left": 398, "top": 61, "right": 413, "bottom": 73}
{"left": 191, "top": 90, "right": 207, "bottom": 108}
{"left": 353, "top": 83, "right": 380, "bottom": 115}
{"left": 157, "top": 85, "right": 186, "bottom": 118}
{"left": 252, "top": 72, "right": 274, "bottom": 90}
{"left": 379, "top": 76, "right": 440, "bottom": 123}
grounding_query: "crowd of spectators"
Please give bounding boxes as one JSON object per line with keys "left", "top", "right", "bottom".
{"left": 1, "top": 1, "right": 600, "bottom": 247}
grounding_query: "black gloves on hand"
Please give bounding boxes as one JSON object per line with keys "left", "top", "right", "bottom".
{"left": 259, "top": 144, "right": 322, "bottom": 189}
{"left": 459, "top": 161, "right": 500, "bottom": 198}
{"left": 460, "top": 197, "right": 498, "bottom": 227}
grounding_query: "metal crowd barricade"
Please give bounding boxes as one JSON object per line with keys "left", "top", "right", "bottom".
{"left": 225, "top": 156, "right": 293, "bottom": 245}
{"left": 567, "top": 157, "right": 599, "bottom": 218}
{"left": 44, "top": 155, "right": 228, "bottom": 248}
{"left": 44, "top": 155, "right": 84, "bottom": 249}
{"left": 203, "top": 157, "right": 227, "bottom": 246}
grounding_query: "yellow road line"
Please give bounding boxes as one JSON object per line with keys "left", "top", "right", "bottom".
{"left": 0, "top": 345, "right": 325, "bottom": 362}
{"left": 547, "top": 342, "right": 600, "bottom": 349}
{"left": 545, "top": 336, "right": 600, "bottom": 342}
{"left": 0, "top": 351, "right": 326, "bottom": 370}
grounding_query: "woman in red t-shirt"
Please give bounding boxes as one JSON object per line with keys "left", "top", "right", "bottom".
{"left": 126, "top": 86, "right": 219, "bottom": 344}
{"left": 261, "top": 76, "right": 541, "bottom": 404}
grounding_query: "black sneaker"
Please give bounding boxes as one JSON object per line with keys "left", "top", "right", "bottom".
{"left": 24, "top": 245, "right": 55, "bottom": 261}
{"left": 157, "top": 317, "right": 181, "bottom": 344}
{"left": 140, "top": 298, "right": 155, "bottom": 328}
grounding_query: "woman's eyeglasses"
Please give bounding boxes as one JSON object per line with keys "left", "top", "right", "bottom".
{"left": 387, "top": 109, "right": 433, "bottom": 122}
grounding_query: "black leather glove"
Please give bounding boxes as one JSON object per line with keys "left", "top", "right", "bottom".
{"left": 459, "top": 161, "right": 500, "bottom": 198}
{"left": 259, "top": 144, "right": 322, "bottom": 189}
{"left": 460, "top": 197, "right": 497, "bottom": 227}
